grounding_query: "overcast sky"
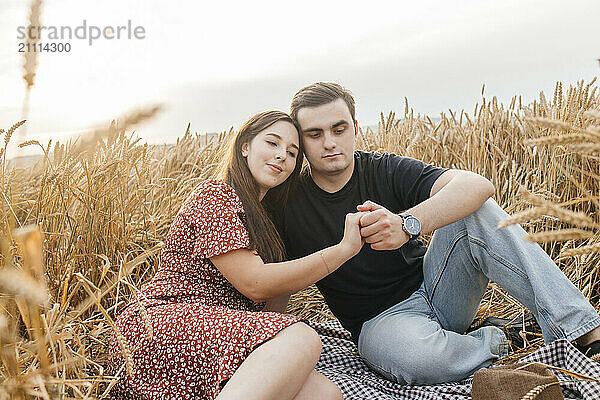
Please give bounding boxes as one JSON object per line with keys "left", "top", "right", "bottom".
{"left": 1, "top": 0, "right": 599, "bottom": 157}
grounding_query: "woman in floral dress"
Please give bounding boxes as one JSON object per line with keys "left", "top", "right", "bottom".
{"left": 109, "top": 111, "right": 364, "bottom": 399}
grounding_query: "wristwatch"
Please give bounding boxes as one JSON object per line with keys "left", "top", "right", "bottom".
{"left": 399, "top": 212, "right": 422, "bottom": 239}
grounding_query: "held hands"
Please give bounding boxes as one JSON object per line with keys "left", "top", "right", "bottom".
{"left": 340, "top": 212, "right": 367, "bottom": 258}
{"left": 340, "top": 200, "right": 410, "bottom": 257}
{"left": 357, "top": 200, "right": 410, "bottom": 250}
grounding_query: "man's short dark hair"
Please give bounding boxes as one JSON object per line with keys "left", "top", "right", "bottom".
{"left": 290, "top": 82, "right": 356, "bottom": 124}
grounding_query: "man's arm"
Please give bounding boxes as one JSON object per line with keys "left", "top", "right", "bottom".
{"left": 409, "top": 169, "right": 495, "bottom": 235}
{"left": 358, "top": 169, "right": 495, "bottom": 250}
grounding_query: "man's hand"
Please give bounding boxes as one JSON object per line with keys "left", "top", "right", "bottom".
{"left": 357, "top": 200, "right": 410, "bottom": 250}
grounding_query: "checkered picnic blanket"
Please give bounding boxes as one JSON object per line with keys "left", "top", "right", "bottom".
{"left": 310, "top": 320, "right": 600, "bottom": 400}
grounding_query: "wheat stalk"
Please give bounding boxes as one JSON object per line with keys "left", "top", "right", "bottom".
{"left": 71, "top": 105, "right": 162, "bottom": 155}
{"left": 18, "top": 140, "right": 55, "bottom": 171}
{"left": 13, "top": 224, "right": 45, "bottom": 280}
{"left": 22, "top": 0, "right": 42, "bottom": 89}
{"left": 74, "top": 273, "right": 136, "bottom": 378}
{"left": 112, "top": 327, "right": 135, "bottom": 378}
{"left": 18, "top": 140, "right": 40, "bottom": 148}
{"left": 524, "top": 228, "right": 594, "bottom": 243}
{"left": 2, "top": 73, "right": 599, "bottom": 396}
{"left": 2, "top": 120, "right": 27, "bottom": 189}
{"left": 520, "top": 382, "right": 556, "bottom": 400}
{"left": 518, "top": 362, "right": 599, "bottom": 399}
{"left": 136, "top": 297, "right": 153, "bottom": 341}
{"left": 526, "top": 117, "right": 572, "bottom": 131}
{"left": 3, "top": 120, "right": 26, "bottom": 147}
{"left": 497, "top": 208, "right": 550, "bottom": 229}
{"left": 583, "top": 110, "right": 600, "bottom": 122}
{"left": 0, "top": 269, "right": 47, "bottom": 306}
{"left": 560, "top": 242, "right": 600, "bottom": 257}
{"left": 524, "top": 133, "right": 599, "bottom": 146}
{"left": 499, "top": 205, "right": 586, "bottom": 229}
{"left": 20, "top": 0, "right": 43, "bottom": 142}
{"left": 566, "top": 143, "right": 600, "bottom": 155}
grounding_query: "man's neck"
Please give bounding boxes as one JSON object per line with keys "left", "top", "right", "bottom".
{"left": 309, "top": 159, "right": 355, "bottom": 193}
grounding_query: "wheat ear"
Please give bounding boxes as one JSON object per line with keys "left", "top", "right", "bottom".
{"left": 524, "top": 229, "right": 594, "bottom": 243}
{"left": 22, "top": 0, "right": 42, "bottom": 89}
{"left": 560, "top": 242, "right": 600, "bottom": 257}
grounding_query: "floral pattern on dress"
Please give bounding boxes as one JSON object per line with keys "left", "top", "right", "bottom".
{"left": 108, "top": 179, "right": 300, "bottom": 399}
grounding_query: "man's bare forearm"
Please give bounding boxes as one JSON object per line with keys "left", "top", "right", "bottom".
{"left": 405, "top": 171, "right": 495, "bottom": 235}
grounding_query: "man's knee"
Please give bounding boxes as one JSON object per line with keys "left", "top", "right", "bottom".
{"left": 361, "top": 337, "right": 441, "bottom": 384}
{"left": 392, "top": 358, "right": 448, "bottom": 385}
{"left": 361, "top": 331, "right": 459, "bottom": 385}
{"left": 470, "top": 197, "right": 506, "bottom": 221}
{"left": 392, "top": 341, "right": 454, "bottom": 384}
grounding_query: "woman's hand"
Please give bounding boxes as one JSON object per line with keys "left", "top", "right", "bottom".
{"left": 340, "top": 212, "right": 366, "bottom": 258}
{"left": 211, "top": 214, "right": 366, "bottom": 302}
{"left": 357, "top": 200, "right": 410, "bottom": 250}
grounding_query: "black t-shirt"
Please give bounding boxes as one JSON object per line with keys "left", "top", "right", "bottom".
{"left": 277, "top": 151, "right": 448, "bottom": 343}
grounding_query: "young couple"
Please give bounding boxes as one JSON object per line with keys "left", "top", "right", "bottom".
{"left": 109, "top": 82, "right": 600, "bottom": 399}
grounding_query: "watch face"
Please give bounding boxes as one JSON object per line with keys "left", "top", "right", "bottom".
{"left": 404, "top": 216, "right": 421, "bottom": 236}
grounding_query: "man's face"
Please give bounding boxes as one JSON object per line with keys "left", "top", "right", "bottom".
{"left": 296, "top": 98, "right": 356, "bottom": 178}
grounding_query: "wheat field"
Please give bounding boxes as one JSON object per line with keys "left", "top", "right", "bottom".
{"left": 1, "top": 78, "right": 599, "bottom": 398}
{"left": 2, "top": 1, "right": 600, "bottom": 398}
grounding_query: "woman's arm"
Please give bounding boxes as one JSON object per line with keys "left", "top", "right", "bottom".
{"left": 210, "top": 212, "right": 364, "bottom": 303}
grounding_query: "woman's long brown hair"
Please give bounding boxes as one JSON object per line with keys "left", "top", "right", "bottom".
{"left": 216, "top": 111, "right": 303, "bottom": 263}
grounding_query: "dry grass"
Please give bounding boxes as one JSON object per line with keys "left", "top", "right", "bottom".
{"left": 1, "top": 3, "right": 599, "bottom": 396}
{"left": 2, "top": 77, "right": 599, "bottom": 397}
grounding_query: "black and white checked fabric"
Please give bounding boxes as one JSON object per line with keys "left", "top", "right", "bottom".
{"left": 310, "top": 320, "right": 600, "bottom": 400}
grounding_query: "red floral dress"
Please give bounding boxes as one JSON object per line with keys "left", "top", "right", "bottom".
{"left": 108, "top": 179, "right": 300, "bottom": 399}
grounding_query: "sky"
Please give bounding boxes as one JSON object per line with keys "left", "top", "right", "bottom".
{"left": 1, "top": 0, "right": 599, "bottom": 158}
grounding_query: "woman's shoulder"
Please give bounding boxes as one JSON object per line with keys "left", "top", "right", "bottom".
{"left": 190, "top": 178, "right": 236, "bottom": 197}
{"left": 181, "top": 179, "right": 243, "bottom": 214}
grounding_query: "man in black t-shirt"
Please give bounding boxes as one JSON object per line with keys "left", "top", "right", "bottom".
{"left": 276, "top": 82, "right": 600, "bottom": 385}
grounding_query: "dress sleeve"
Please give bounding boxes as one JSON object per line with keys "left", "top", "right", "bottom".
{"left": 182, "top": 180, "right": 251, "bottom": 259}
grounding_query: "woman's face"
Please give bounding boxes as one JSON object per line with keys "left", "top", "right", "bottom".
{"left": 242, "top": 120, "right": 300, "bottom": 199}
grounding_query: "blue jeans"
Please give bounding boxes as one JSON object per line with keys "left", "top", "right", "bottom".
{"left": 357, "top": 198, "right": 600, "bottom": 385}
